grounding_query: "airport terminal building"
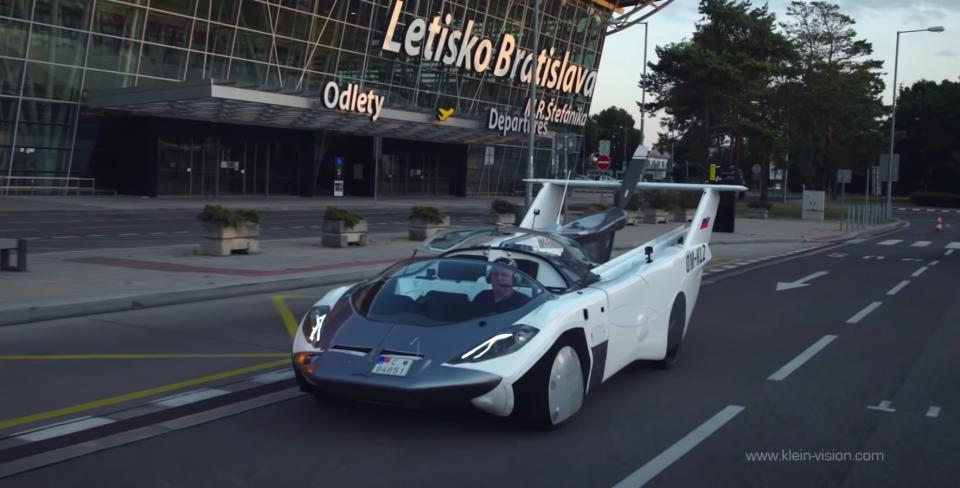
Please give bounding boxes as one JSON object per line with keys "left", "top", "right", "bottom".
{"left": 1, "top": 0, "right": 620, "bottom": 197}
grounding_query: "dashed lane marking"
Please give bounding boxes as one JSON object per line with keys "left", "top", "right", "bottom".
{"left": 927, "top": 406, "right": 941, "bottom": 418}
{"left": 767, "top": 335, "right": 837, "bottom": 381}
{"left": 946, "top": 242, "right": 960, "bottom": 250}
{"left": 51, "top": 236, "right": 78, "bottom": 239}
{"left": 847, "top": 302, "right": 883, "bottom": 324}
{"left": 611, "top": 405, "right": 745, "bottom": 488}
{"left": 887, "top": 281, "right": 910, "bottom": 296}
{"left": 878, "top": 239, "right": 902, "bottom": 246}
{"left": 0, "top": 359, "right": 288, "bottom": 430}
{"left": 911, "top": 266, "right": 928, "bottom": 278}
{"left": 15, "top": 417, "right": 115, "bottom": 442}
{"left": 911, "top": 241, "right": 931, "bottom": 247}
{"left": 271, "top": 295, "right": 300, "bottom": 338}
{"left": 929, "top": 260, "right": 940, "bottom": 266}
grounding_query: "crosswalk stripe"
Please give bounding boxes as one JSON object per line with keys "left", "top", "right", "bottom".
{"left": 911, "top": 241, "right": 931, "bottom": 247}
{"left": 946, "top": 242, "right": 960, "bottom": 250}
{"left": 877, "top": 239, "right": 902, "bottom": 246}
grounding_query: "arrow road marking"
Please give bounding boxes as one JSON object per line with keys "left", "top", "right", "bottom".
{"left": 776, "top": 271, "right": 829, "bottom": 291}
{"left": 867, "top": 400, "right": 896, "bottom": 413}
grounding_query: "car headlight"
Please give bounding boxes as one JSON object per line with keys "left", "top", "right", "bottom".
{"left": 452, "top": 325, "right": 539, "bottom": 363}
{"left": 302, "top": 305, "right": 331, "bottom": 349}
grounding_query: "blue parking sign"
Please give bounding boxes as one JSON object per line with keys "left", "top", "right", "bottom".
{"left": 335, "top": 156, "right": 344, "bottom": 167}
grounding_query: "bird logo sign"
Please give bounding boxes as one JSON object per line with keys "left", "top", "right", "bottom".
{"left": 437, "top": 107, "right": 454, "bottom": 121}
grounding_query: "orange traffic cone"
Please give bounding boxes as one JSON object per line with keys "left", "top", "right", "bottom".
{"left": 935, "top": 216, "right": 944, "bottom": 232}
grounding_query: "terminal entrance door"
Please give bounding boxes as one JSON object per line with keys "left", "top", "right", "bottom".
{"left": 157, "top": 135, "right": 274, "bottom": 196}
{"left": 376, "top": 151, "right": 443, "bottom": 196}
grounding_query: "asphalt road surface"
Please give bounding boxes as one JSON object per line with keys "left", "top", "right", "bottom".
{"left": 0, "top": 208, "right": 488, "bottom": 252}
{"left": 0, "top": 210, "right": 957, "bottom": 487}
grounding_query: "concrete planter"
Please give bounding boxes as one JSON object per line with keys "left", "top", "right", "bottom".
{"left": 673, "top": 209, "right": 696, "bottom": 223}
{"left": 485, "top": 212, "right": 516, "bottom": 225}
{"left": 321, "top": 219, "right": 368, "bottom": 247}
{"left": 624, "top": 210, "right": 642, "bottom": 226}
{"left": 200, "top": 223, "right": 260, "bottom": 256}
{"left": 409, "top": 216, "right": 450, "bottom": 241}
{"left": 643, "top": 209, "right": 670, "bottom": 224}
{"left": 744, "top": 207, "right": 769, "bottom": 219}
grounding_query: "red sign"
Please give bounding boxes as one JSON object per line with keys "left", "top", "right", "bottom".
{"left": 596, "top": 154, "right": 611, "bottom": 171}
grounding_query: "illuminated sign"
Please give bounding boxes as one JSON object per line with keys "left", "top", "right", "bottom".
{"left": 436, "top": 107, "right": 454, "bottom": 121}
{"left": 487, "top": 96, "right": 588, "bottom": 136}
{"left": 382, "top": 0, "right": 598, "bottom": 98}
{"left": 320, "top": 81, "right": 384, "bottom": 122}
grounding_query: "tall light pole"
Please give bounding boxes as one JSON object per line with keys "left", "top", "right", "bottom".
{"left": 886, "top": 26, "right": 944, "bottom": 218}
{"left": 525, "top": 0, "right": 541, "bottom": 210}
{"left": 639, "top": 22, "right": 649, "bottom": 145}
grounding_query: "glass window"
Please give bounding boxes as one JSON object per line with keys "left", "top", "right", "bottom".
{"left": 275, "top": 8, "right": 311, "bottom": 41}
{"left": 0, "top": 18, "right": 29, "bottom": 58}
{"left": 208, "top": 25, "right": 234, "bottom": 55}
{"left": 274, "top": 37, "right": 306, "bottom": 69}
{"left": 0, "top": 0, "right": 31, "bottom": 20}
{"left": 210, "top": 1, "right": 238, "bottom": 24}
{"left": 139, "top": 44, "right": 187, "bottom": 80}
{"left": 22, "top": 62, "right": 82, "bottom": 101}
{"left": 17, "top": 98, "right": 74, "bottom": 125}
{"left": 93, "top": 2, "right": 146, "bottom": 39}
{"left": 28, "top": 25, "right": 87, "bottom": 66}
{"left": 144, "top": 11, "right": 190, "bottom": 48}
{"left": 151, "top": 0, "right": 196, "bottom": 16}
{"left": 14, "top": 122, "right": 72, "bottom": 149}
{"left": 84, "top": 70, "right": 135, "bottom": 91}
{"left": 11, "top": 147, "right": 69, "bottom": 176}
{"left": 34, "top": 0, "right": 91, "bottom": 29}
{"left": 0, "top": 58, "right": 23, "bottom": 95}
{"left": 89, "top": 35, "right": 140, "bottom": 73}
{"left": 307, "top": 45, "right": 337, "bottom": 75}
{"left": 233, "top": 30, "right": 271, "bottom": 63}
{"left": 227, "top": 59, "right": 268, "bottom": 87}
{"left": 238, "top": 2, "right": 269, "bottom": 32}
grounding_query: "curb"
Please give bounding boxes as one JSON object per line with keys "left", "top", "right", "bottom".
{"left": 0, "top": 268, "right": 382, "bottom": 327}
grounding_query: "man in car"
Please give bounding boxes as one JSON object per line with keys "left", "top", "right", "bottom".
{"left": 473, "top": 258, "right": 530, "bottom": 313}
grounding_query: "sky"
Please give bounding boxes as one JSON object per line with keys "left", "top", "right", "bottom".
{"left": 590, "top": 0, "right": 960, "bottom": 147}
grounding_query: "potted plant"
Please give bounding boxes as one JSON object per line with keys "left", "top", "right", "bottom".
{"left": 197, "top": 205, "right": 260, "bottom": 256}
{"left": 409, "top": 206, "right": 450, "bottom": 241}
{"left": 322, "top": 207, "right": 368, "bottom": 247}
{"left": 624, "top": 193, "right": 642, "bottom": 225}
{"left": 485, "top": 199, "right": 517, "bottom": 225}
{"left": 674, "top": 191, "right": 700, "bottom": 223}
{"left": 643, "top": 191, "right": 675, "bottom": 224}
{"left": 745, "top": 200, "right": 770, "bottom": 219}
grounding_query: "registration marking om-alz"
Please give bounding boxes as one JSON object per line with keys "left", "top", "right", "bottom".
{"left": 685, "top": 244, "right": 708, "bottom": 272}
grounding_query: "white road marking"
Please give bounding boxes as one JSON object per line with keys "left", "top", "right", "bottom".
{"left": 85, "top": 234, "right": 105, "bottom": 238}
{"left": 776, "top": 271, "right": 829, "bottom": 291}
{"left": 174, "top": 230, "right": 190, "bottom": 234}
{"left": 946, "top": 242, "right": 960, "bottom": 249}
{"left": 926, "top": 406, "right": 941, "bottom": 418}
{"left": 847, "top": 302, "right": 883, "bottom": 324}
{"left": 911, "top": 266, "right": 928, "bottom": 278}
{"left": 22, "top": 237, "right": 40, "bottom": 240}
{"left": 878, "top": 239, "right": 902, "bottom": 246}
{"left": 149, "top": 232, "right": 166, "bottom": 235}
{"left": 16, "top": 417, "right": 115, "bottom": 442}
{"left": 152, "top": 388, "right": 228, "bottom": 408}
{"left": 929, "top": 260, "right": 940, "bottom": 266}
{"left": 866, "top": 400, "right": 896, "bottom": 413}
{"left": 862, "top": 255, "right": 885, "bottom": 260}
{"left": 827, "top": 253, "right": 848, "bottom": 258}
{"left": 901, "top": 258, "right": 923, "bottom": 262}
{"left": 886, "top": 281, "right": 910, "bottom": 296}
{"left": 291, "top": 226, "right": 304, "bottom": 229}
{"left": 119, "top": 233, "right": 138, "bottom": 236}
{"left": 767, "top": 335, "right": 837, "bottom": 381}
{"left": 611, "top": 405, "right": 745, "bottom": 488}
{"left": 848, "top": 238, "right": 868, "bottom": 244}
{"left": 911, "top": 241, "right": 931, "bottom": 247}
{"left": 51, "top": 236, "right": 78, "bottom": 239}
{"left": 251, "top": 369, "right": 295, "bottom": 383}
{"left": 947, "top": 250, "right": 955, "bottom": 256}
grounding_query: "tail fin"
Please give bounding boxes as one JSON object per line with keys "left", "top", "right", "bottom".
{"left": 616, "top": 159, "right": 647, "bottom": 210}
{"left": 684, "top": 188, "right": 721, "bottom": 249}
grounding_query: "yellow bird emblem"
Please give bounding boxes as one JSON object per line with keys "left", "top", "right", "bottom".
{"left": 437, "top": 107, "right": 455, "bottom": 121}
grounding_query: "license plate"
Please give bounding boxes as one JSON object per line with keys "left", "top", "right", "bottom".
{"left": 371, "top": 356, "right": 415, "bottom": 377}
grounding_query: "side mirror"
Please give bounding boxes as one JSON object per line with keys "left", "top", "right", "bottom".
{"left": 644, "top": 246, "right": 654, "bottom": 263}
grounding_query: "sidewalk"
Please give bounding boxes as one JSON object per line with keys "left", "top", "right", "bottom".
{"left": 0, "top": 217, "right": 901, "bottom": 326}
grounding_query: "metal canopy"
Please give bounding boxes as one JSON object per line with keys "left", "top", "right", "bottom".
{"left": 85, "top": 80, "right": 537, "bottom": 146}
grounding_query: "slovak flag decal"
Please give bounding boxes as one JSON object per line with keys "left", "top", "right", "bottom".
{"left": 699, "top": 217, "right": 710, "bottom": 230}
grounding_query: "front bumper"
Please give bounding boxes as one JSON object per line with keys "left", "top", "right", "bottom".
{"left": 295, "top": 353, "right": 502, "bottom": 409}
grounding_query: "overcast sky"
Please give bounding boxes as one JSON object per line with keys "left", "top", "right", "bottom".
{"left": 590, "top": 0, "right": 960, "bottom": 147}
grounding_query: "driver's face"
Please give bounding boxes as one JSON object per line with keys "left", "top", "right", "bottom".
{"left": 491, "top": 268, "right": 514, "bottom": 287}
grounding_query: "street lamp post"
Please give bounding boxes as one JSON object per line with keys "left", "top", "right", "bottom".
{"left": 525, "top": 0, "right": 541, "bottom": 210}
{"left": 639, "top": 22, "right": 649, "bottom": 145}
{"left": 886, "top": 26, "right": 944, "bottom": 219}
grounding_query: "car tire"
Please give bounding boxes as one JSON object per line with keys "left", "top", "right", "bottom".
{"left": 655, "top": 294, "right": 686, "bottom": 370}
{"left": 512, "top": 339, "right": 585, "bottom": 429}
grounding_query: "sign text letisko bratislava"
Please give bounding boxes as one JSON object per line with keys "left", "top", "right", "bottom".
{"left": 382, "top": 0, "right": 599, "bottom": 98}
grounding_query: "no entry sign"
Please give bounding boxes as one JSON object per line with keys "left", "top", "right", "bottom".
{"left": 596, "top": 154, "right": 611, "bottom": 171}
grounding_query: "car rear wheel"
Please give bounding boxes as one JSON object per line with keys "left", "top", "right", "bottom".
{"left": 655, "top": 294, "right": 686, "bottom": 369}
{"left": 513, "top": 340, "right": 585, "bottom": 429}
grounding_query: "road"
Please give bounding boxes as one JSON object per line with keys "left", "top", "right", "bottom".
{"left": 0, "top": 210, "right": 957, "bottom": 487}
{"left": 0, "top": 208, "right": 489, "bottom": 253}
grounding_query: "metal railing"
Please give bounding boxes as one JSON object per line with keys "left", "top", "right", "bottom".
{"left": 842, "top": 203, "right": 890, "bottom": 231}
{"left": 0, "top": 176, "right": 116, "bottom": 196}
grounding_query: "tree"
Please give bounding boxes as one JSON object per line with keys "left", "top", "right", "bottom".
{"left": 780, "top": 1, "right": 885, "bottom": 192}
{"left": 584, "top": 107, "right": 642, "bottom": 173}
{"left": 640, "top": 0, "right": 795, "bottom": 193}
{"left": 894, "top": 79, "right": 960, "bottom": 194}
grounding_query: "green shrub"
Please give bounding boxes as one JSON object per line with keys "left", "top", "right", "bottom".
{"left": 324, "top": 207, "right": 363, "bottom": 229}
{"left": 491, "top": 199, "right": 516, "bottom": 214}
{"left": 409, "top": 206, "right": 446, "bottom": 224}
{"left": 625, "top": 193, "right": 643, "bottom": 211}
{"left": 197, "top": 205, "right": 259, "bottom": 228}
{"left": 643, "top": 191, "right": 677, "bottom": 210}
{"left": 910, "top": 191, "right": 960, "bottom": 208}
{"left": 678, "top": 191, "right": 701, "bottom": 209}
{"left": 747, "top": 200, "right": 772, "bottom": 210}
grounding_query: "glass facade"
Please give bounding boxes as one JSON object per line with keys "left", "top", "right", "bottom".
{"left": 0, "top": 0, "right": 608, "bottom": 195}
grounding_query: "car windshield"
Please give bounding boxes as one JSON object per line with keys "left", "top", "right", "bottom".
{"left": 351, "top": 258, "right": 546, "bottom": 326}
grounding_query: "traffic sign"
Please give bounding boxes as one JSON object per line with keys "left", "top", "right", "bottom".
{"left": 599, "top": 140, "right": 611, "bottom": 157}
{"left": 836, "top": 169, "right": 852, "bottom": 184}
{"left": 752, "top": 164, "right": 761, "bottom": 176}
{"left": 335, "top": 156, "right": 344, "bottom": 167}
{"left": 596, "top": 154, "right": 611, "bottom": 171}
